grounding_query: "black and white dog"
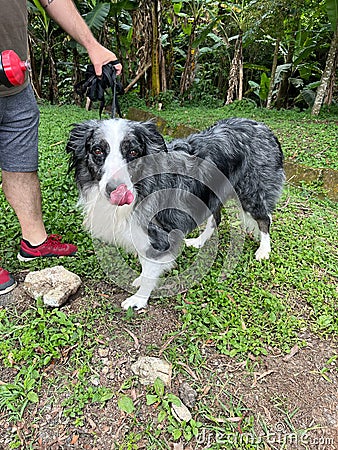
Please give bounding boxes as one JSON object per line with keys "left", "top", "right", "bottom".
{"left": 66, "top": 118, "right": 285, "bottom": 310}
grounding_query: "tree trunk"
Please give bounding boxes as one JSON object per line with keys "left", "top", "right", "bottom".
{"left": 225, "top": 33, "right": 243, "bottom": 105}
{"left": 275, "top": 39, "right": 294, "bottom": 109}
{"left": 132, "top": 1, "right": 152, "bottom": 97}
{"left": 47, "top": 40, "right": 58, "bottom": 104}
{"left": 266, "top": 37, "right": 280, "bottom": 109}
{"left": 238, "top": 50, "right": 243, "bottom": 101}
{"left": 132, "top": 1, "right": 165, "bottom": 98}
{"left": 312, "top": 25, "right": 338, "bottom": 115}
{"left": 28, "top": 35, "right": 42, "bottom": 98}
{"left": 71, "top": 47, "right": 82, "bottom": 105}
{"left": 325, "top": 48, "right": 337, "bottom": 107}
{"left": 163, "top": 0, "right": 176, "bottom": 91}
{"left": 179, "top": 15, "right": 199, "bottom": 96}
{"left": 151, "top": 0, "right": 161, "bottom": 96}
{"left": 113, "top": 13, "right": 127, "bottom": 88}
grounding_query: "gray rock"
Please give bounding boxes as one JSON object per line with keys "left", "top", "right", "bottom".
{"left": 131, "top": 356, "right": 172, "bottom": 386}
{"left": 179, "top": 382, "right": 198, "bottom": 408}
{"left": 171, "top": 402, "right": 192, "bottom": 423}
{"left": 24, "top": 265, "right": 81, "bottom": 307}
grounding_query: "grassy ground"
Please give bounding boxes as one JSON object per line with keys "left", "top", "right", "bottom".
{"left": 0, "top": 103, "right": 337, "bottom": 449}
{"left": 144, "top": 100, "right": 338, "bottom": 171}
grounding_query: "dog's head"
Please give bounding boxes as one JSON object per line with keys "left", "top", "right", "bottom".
{"left": 66, "top": 119, "right": 167, "bottom": 206}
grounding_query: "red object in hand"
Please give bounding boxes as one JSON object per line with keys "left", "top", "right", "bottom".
{"left": 0, "top": 50, "right": 28, "bottom": 87}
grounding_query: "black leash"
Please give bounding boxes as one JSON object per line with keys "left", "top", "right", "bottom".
{"left": 75, "top": 60, "right": 124, "bottom": 119}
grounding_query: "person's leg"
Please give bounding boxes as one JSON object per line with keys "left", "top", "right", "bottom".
{"left": 1, "top": 171, "right": 47, "bottom": 245}
{"left": 0, "top": 84, "right": 77, "bottom": 264}
{"left": 0, "top": 85, "right": 47, "bottom": 245}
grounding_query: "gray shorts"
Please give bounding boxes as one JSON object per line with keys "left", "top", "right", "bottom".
{"left": 0, "top": 84, "right": 40, "bottom": 172}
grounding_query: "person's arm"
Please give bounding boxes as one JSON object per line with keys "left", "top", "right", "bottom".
{"left": 38, "top": 0, "right": 122, "bottom": 76}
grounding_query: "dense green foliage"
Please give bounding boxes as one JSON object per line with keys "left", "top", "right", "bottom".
{"left": 26, "top": 0, "right": 338, "bottom": 111}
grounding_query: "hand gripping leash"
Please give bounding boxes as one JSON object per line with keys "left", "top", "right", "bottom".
{"left": 75, "top": 60, "right": 124, "bottom": 119}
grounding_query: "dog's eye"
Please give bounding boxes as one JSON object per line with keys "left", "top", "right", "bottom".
{"left": 128, "top": 149, "right": 139, "bottom": 158}
{"left": 92, "top": 146, "right": 104, "bottom": 156}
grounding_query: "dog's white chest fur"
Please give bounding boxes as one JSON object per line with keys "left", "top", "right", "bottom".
{"left": 80, "top": 186, "right": 141, "bottom": 252}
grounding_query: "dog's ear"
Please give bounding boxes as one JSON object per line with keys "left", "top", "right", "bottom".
{"left": 66, "top": 121, "right": 97, "bottom": 172}
{"left": 134, "top": 121, "right": 168, "bottom": 154}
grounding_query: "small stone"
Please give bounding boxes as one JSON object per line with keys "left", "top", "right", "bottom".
{"left": 171, "top": 402, "right": 192, "bottom": 423}
{"left": 90, "top": 376, "right": 100, "bottom": 386}
{"left": 131, "top": 356, "right": 172, "bottom": 386}
{"left": 179, "top": 382, "right": 198, "bottom": 408}
{"left": 101, "top": 367, "right": 109, "bottom": 375}
{"left": 173, "top": 444, "right": 184, "bottom": 450}
{"left": 98, "top": 348, "right": 109, "bottom": 357}
{"left": 24, "top": 266, "right": 81, "bottom": 307}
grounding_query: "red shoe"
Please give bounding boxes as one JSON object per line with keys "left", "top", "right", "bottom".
{"left": 0, "top": 268, "right": 17, "bottom": 295}
{"left": 18, "top": 234, "right": 78, "bottom": 262}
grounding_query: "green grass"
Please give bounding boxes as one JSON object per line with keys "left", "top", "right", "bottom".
{"left": 0, "top": 102, "right": 337, "bottom": 448}
{"left": 172, "top": 185, "right": 337, "bottom": 361}
{"left": 143, "top": 100, "right": 338, "bottom": 171}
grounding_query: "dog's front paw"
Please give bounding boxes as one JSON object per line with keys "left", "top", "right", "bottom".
{"left": 255, "top": 247, "right": 270, "bottom": 261}
{"left": 121, "top": 295, "right": 148, "bottom": 311}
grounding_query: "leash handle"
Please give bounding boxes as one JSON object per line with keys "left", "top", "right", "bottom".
{"left": 74, "top": 61, "right": 124, "bottom": 119}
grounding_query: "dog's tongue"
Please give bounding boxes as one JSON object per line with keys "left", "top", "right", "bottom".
{"left": 110, "top": 184, "right": 134, "bottom": 206}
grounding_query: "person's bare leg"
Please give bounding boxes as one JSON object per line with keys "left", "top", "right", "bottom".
{"left": 2, "top": 171, "right": 47, "bottom": 245}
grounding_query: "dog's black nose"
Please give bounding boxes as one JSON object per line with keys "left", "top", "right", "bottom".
{"left": 105, "top": 180, "right": 120, "bottom": 196}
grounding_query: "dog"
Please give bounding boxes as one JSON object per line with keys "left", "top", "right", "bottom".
{"left": 66, "top": 117, "right": 285, "bottom": 310}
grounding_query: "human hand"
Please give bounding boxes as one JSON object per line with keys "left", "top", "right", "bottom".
{"left": 87, "top": 43, "right": 122, "bottom": 76}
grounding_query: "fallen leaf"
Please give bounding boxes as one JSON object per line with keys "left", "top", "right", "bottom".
{"left": 227, "top": 416, "right": 242, "bottom": 422}
{"left": 123, "top": 327, "right": 140, "bottom": 348}
{"left": 173, "top": 444, "right": 184, "bottom": 450}
{"left": 202, "top": 385, "right": 211, "bottom": 395}
{"left": 86, "top": 416, "right": 97, "bottom": 429}
{"left": 98, "top": 348, "right": 109, "bottom": 357}
{"left": 227, "top": 294, "right": 236, "bottom": 303}
{"left": 8, "top": 352, "right": 15, "bottom": 366}
{"left": 283, "top": 344, "right": 299, "bottom": 361}
{"left": 130, "top": 388, "right": 137, "bottom": 401}
{"left": 70, "top": 434, "right": 79, "bottom": 445}
{"left": 251, "top": 370, "right": 275, "bottom": 388}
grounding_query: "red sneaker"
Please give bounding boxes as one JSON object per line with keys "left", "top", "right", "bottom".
{"left": 18, "top": 234, "right": 78, "bottom": 262}
{"left": 0, "top": 268, "right": 17, "bottom": 295}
